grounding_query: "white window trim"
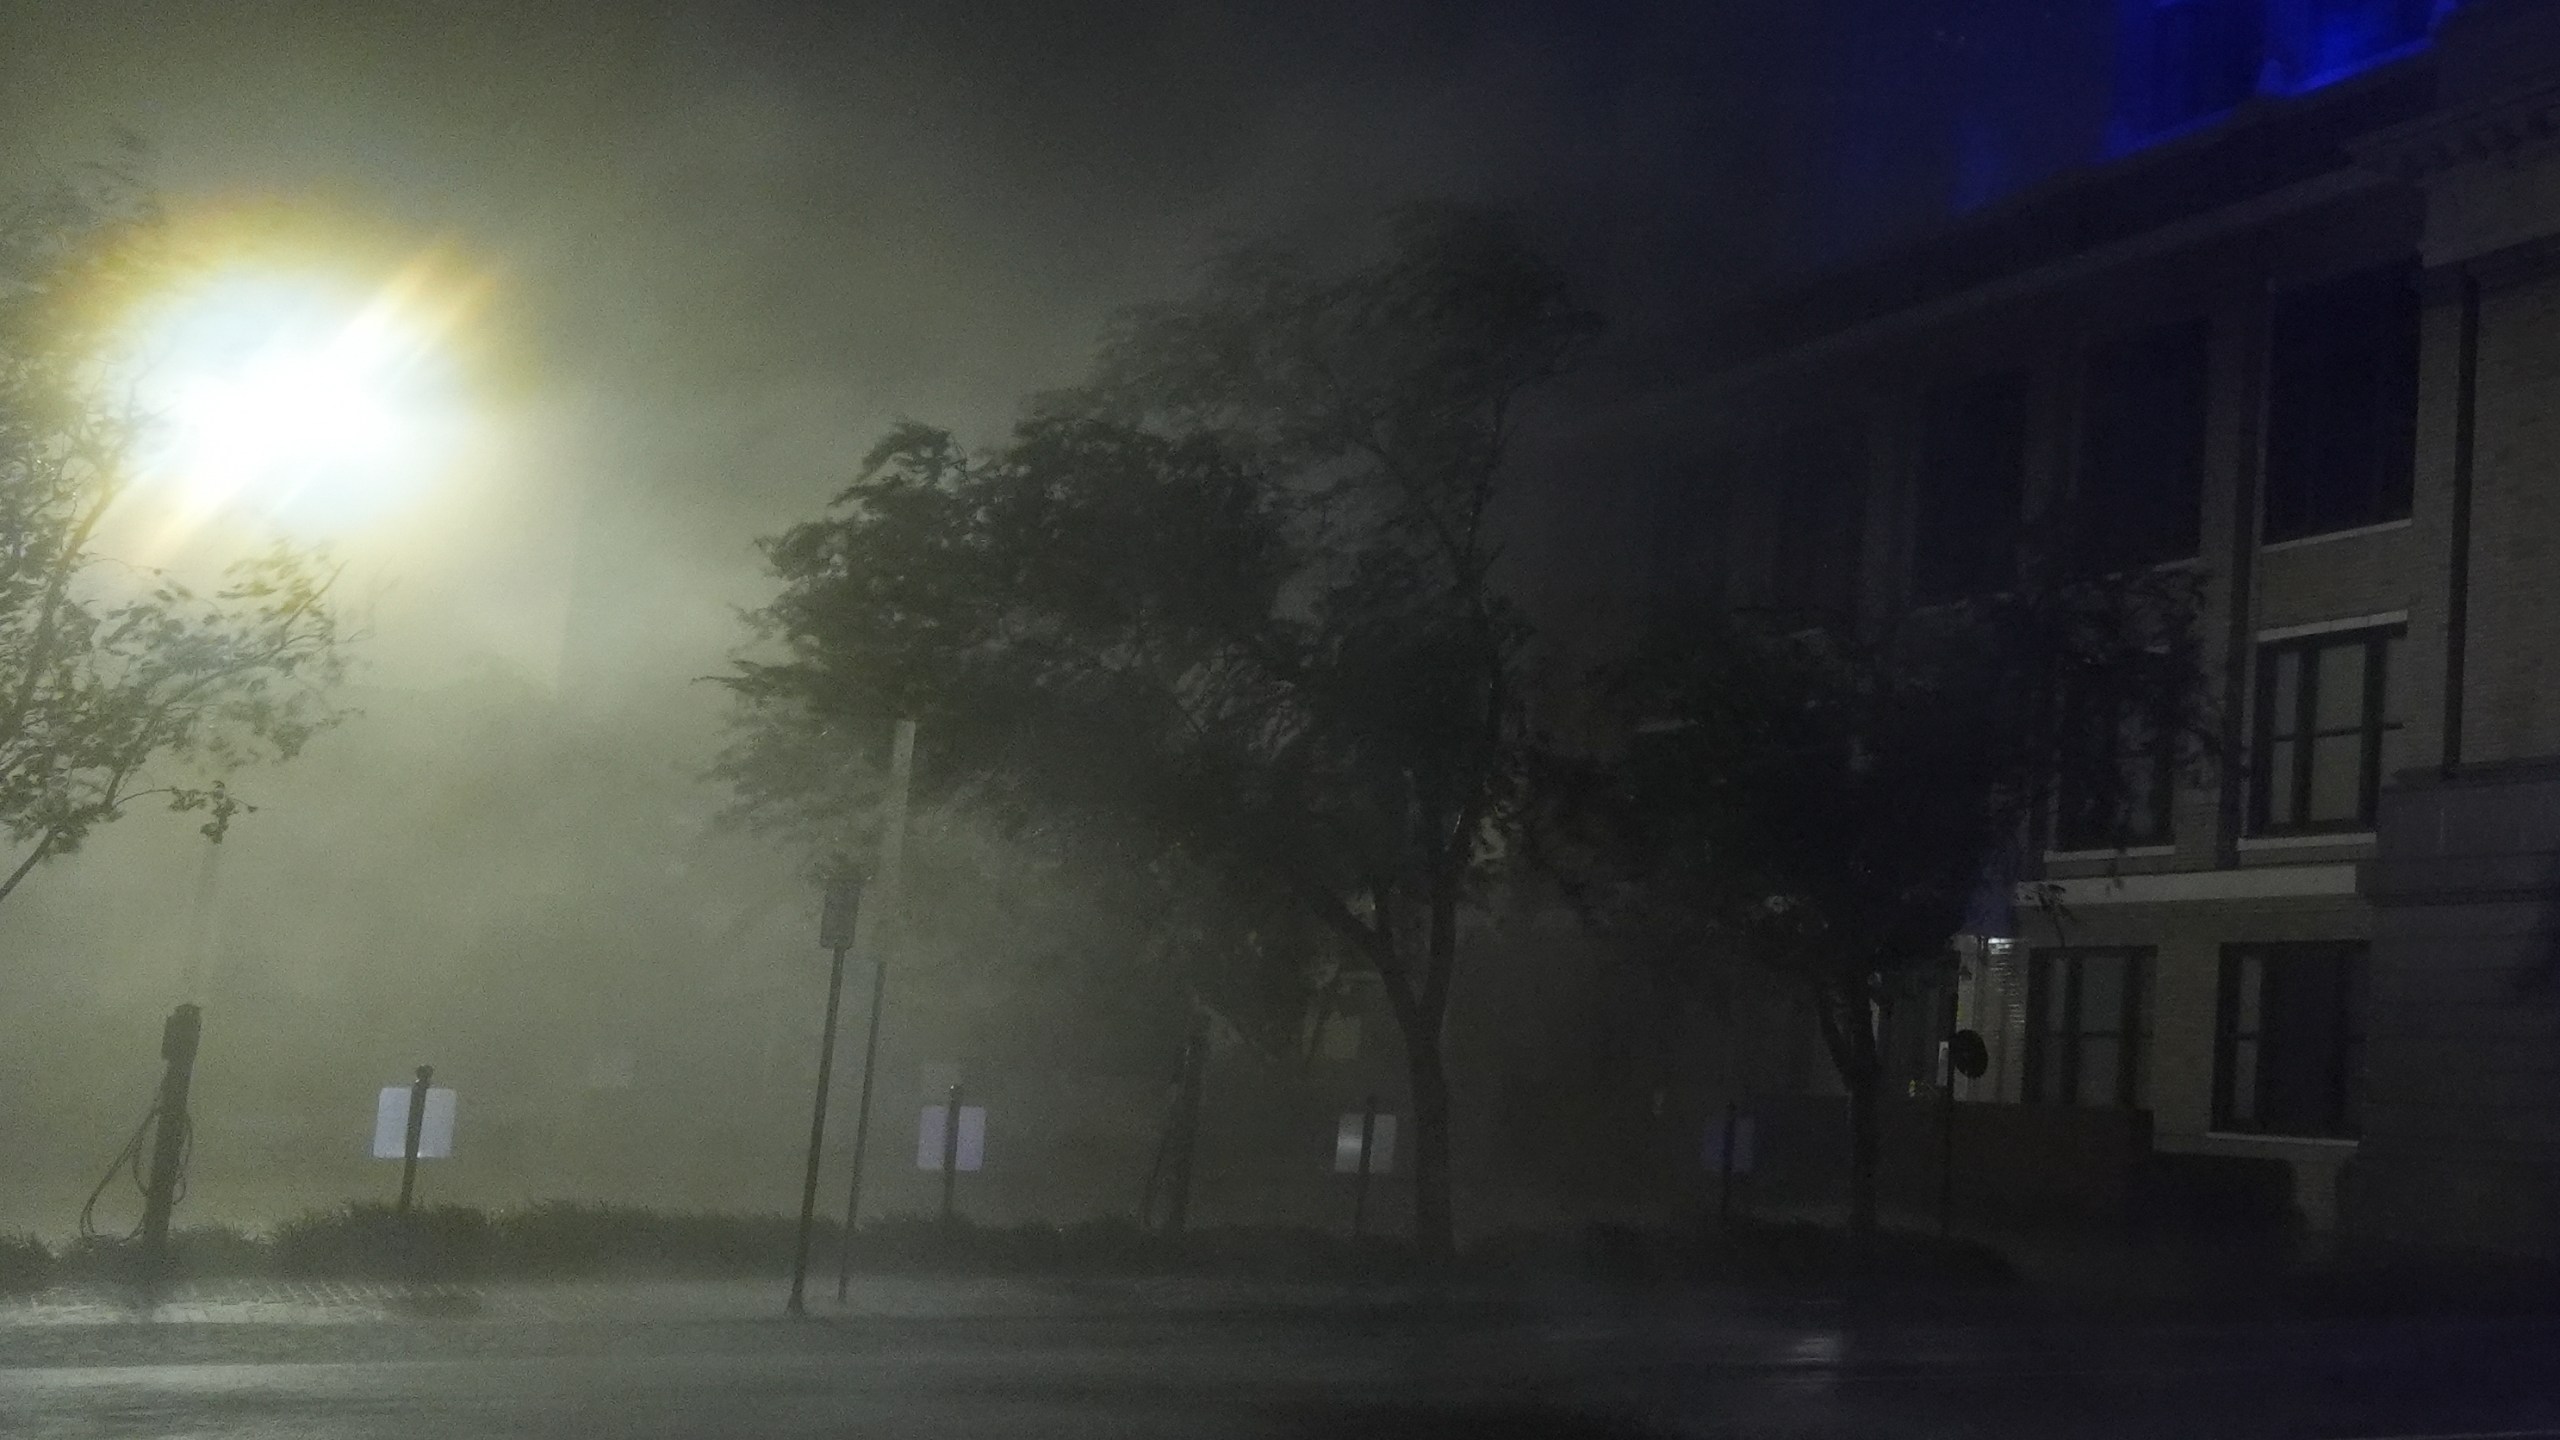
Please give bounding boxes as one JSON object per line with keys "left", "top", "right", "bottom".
{"left": 2202, "top": 1132, "right": 2361, "bottom": 1150}
{"left": 2022, "top": 862, "right": 2357, "bottom": 905}
{"left": 2237, "top": 831, "right": 2378, "bottom": 852}
{"left": 2043, "top": 844, "right": 2179, "bottom": 862}
{"left": 2260, "top": 517, "right": 2414, "bottom": 554}
{"left": 2255, "top": 610, "right": 2409, "bottom": 644}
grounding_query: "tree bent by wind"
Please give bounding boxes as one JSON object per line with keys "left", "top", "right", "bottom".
{"left": 1549, "top": 564, "right": 2218, "bottom": 1245}
{"left": 721, "top": 207, "right": 1597, "bottom": 1260}
{"left": 0, "top": 170, "right": 351, "bottom": 911}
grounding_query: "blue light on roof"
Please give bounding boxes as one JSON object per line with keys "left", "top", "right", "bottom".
{"left": 2110, "top": 0, "right": 2457, "bottom": 154}
{"left": 2262, "top": 0, "right": 2443, "bottom": 93}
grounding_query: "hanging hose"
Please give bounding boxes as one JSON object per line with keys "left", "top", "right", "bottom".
{"left": 76, "top": 1101, "right": 190, "bottom": 1243}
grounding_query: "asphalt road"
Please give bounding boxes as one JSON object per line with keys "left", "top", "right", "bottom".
{"left": 3, "top": 1281, "right": 2559, "bottom": 1438}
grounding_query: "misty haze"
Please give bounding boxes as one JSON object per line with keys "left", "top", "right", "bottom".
{"left": 8, "top": 4, "right": 2560, "bottom": 1439}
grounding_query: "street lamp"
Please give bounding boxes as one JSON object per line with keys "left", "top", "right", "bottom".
{"left": 105, "top": 256, "right": 481, "bottom": 1001}
{"left": 114, "top": 260, "right": 477, "bottom": 542}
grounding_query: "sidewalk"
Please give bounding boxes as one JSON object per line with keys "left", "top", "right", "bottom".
{"left": 0, "top": 1272, "right": 1475, "bottom": 1331}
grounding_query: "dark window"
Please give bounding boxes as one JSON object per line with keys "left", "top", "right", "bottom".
{"left": 2055, "top": 690, "right": 2177, "bottom": 851}
{"left": 2250, "top": 626, "right": 2403, "bottom": 834}
{"left": 2115, "top": 0, "right": 2266, "bottom": 143}
{"left": 2263, "top": 263, "right": 2419, "bottom": 543}
{"left": 2075, "top": 318, "right": 2210, "bottom": 573}
{"left": 2215, "top": 941, "right": 2368, "bottom": 1137}
{"left": 1771, "top": 420, "right": 1868, "bottom": 623}
{"left": 2023, "top": 948, "right": 2153, "bottom": 1108}
{"left": 1912, "top": 371, "right": 2027, "bottom": 604}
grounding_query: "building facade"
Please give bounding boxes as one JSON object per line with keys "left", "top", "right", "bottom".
{"left": 1673, "top": 0, "right": 2560, "bottom": 1248}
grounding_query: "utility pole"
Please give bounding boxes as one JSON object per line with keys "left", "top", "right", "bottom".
{"left": 137, "top": 1004, "right": 202, "bottom": 1293}
{"left": 787, "top": 880, "right": 861, "bottom": 1317}
{"left": 834, "top": 718, "right": 916, "bottom": 1299}
{"left": 834, "top": 939, "right": 890, "bottom": 1302}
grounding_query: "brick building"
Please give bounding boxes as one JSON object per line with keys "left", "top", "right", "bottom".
{"left": 1669, "top": 0, "right": 2560, "bottom": 1248}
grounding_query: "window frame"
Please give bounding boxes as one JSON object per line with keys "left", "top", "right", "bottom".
{"left": 2213, "top": 940, "right": 2369, "bottom": 1139}
{"left": 2248, "top": 624, "right": 2404, "bottom": 836}
{"left": 2021, "top": 947, "right": 2154, "bottom": 1110}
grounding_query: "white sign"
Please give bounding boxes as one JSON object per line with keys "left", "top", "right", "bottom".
{"left": 917, "top": 1104, "right": 986, "bottom": 1171}
{"left": 1705, "top": 1114, "right": 1756, "bottom": 1177}
{"left": 1333, "top": 1111, "right": 1397, "bottom": 1174}
{"left": 372, "top": 1086, "right": 457, "bottom": 1160}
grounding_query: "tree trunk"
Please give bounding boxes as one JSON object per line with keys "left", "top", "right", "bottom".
{"left": 1845, "top": 1031, "right": 1880, "bottom": 1245}
{"left": 1161, "top": 1016, "right": 1209, "bottom": 1238}
{"left": 1813, "top": 973, "right": 1883, "bottom": 1254}
{"left": 1343, "top": 867, "right": 1460, "bottom": 1264}
{"left": 1406, "top": 1026, "right": 1456, "bottom": 1264}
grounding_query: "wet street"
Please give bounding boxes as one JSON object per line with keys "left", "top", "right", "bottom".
{"left": 1, "top": 1279, "right": 2557, "bottom": 1438}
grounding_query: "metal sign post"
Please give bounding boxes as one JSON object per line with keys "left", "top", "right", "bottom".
{"left": 396, "top": 1066, "right": 434, "bottom": 1215}
{"left": 939, "top": 1083, "right": 963, "bottom": 1225}
{"left": 1354, "top": 1096, "right": 1378, "bottom": 1238}
{"left": 1333, "top": 1098, "right": 1396, "bottom": 1238}
{"left": 1709, "top": 1106, "right": 1757, "bottom": 1229}
{"left": 787, "top": 878, "right": 860, "bottom": 1318}
{"left": 836, "top": 718, "right": 916, "bottom": 1299}
{"left": 1719, "top": 1101, "right": 1740, "bottom": 1228}
{"left": 1941, "top": 1028, "right": 1990, "bottom": 1239}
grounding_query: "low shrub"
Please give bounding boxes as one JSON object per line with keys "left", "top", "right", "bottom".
{"left": 172, "top": 1223, "right": 266, "bottom": 1277}
{"left": 51, "top": 1224, "right": 269, "bottom": 1286}
{"left": 271, "top": 1202, "right": 492, "bottom": 1281}
{"left": 12, "top": 1201, "right": 2017, "bottom": 1294}
{"left": 0, "top": 1233, "right": 52, "bottom": 1296}
{"left": 487, "top": 1201, "right": 819, "bottom": 1278}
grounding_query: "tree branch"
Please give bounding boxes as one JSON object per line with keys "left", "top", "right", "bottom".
{"left": 0, "top": 831, "right": 54, "bottom": 908}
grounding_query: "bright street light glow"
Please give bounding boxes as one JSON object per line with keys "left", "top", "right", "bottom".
{"left": 116, "top": 264, "right": 475, "bottom": 537}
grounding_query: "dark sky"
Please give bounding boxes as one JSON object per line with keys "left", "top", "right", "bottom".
{"left": 0, "top": 0, "right": 2117, "bottom": 729}
{"left": 0, "top": 3, "right": 2117, "bottom": 693}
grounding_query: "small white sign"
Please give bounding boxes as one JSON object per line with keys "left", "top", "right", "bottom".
{"left": 1333, "top": 1112, "right": 1397, "bottom": 1174}
{"left": 917, "top": 1104, "right": 986, "bottom": 1172}
{"left": 1705, "top": 1114, "right": 1756, "bottom": 1177}
{"left": 372, "top": 1086, "right": 457, "bottom": 1160}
